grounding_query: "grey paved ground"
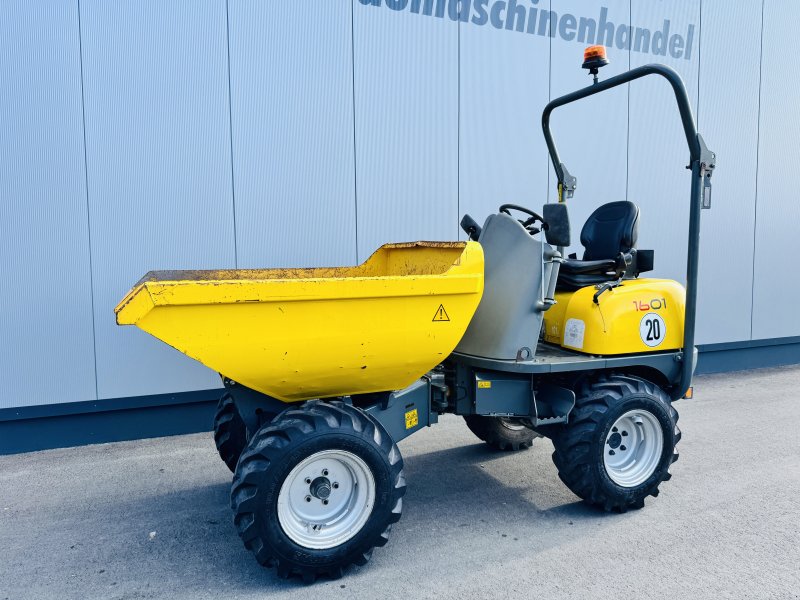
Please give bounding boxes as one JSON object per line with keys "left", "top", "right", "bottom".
{"left": 2, "top": 366, "right": 800, "bottom": 600}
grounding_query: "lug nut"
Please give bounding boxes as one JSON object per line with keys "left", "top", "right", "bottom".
{"left": 333, "top": 482, "right": 339, "bottom": 489}
{"left": 322, "top": 469, "right": 329, "bottom": 476}
{"left": 305, "top": 478, "right": 311, "bottom": 484}
{"left": 612, "top": 427, "right": 618, "bottom": 433}
{"left": 305, "top": 496, "right": 312, "bottom": 502}
{"left": 323, "top": 499, "right": 329, "bottom": 505}
{"left": 622, "top": 431, "right": 628, "bottom": 436}
{"left": 620, "top": 445, "right": 627, "bottom": 451}
{"left": 609, "top": 450, "right": 616, "bottom": 456}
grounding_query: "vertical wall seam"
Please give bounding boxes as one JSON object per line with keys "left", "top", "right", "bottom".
{"left": 457, "top": 18, "right": 460, "bottom": 237}
{"left": 625, "top": 0, "right": 631, "bottom": 202}
{"left": 76, "top": 0, "right": 99, "bottom": 401}
{"left": 696, "top": 0, "right": 702, "bottom": 125}
{"left": 750, "top": 0, "right": 766, "bottom": 340}
{"left": 224, "top": 0, "right": 238, "bottom": 268}
{"left": 350, "top": 0, "right": 359, "bottom": 264}
{"left": 546, "top": 0, "right": 551, "bottom": 202}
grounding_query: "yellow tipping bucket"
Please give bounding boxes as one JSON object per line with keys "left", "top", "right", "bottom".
{"left": 115, "top": 241, "right": 484, "bottom": 402}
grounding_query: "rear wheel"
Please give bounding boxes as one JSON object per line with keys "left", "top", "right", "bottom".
{"left": 463, "top": 415, "right": 540, "bottom": 451}
{"left": 213, "top": 393, "right": 248, "bottom": 472}
{"left": 551, "top": 374, "right": 679, "bottom": 512}
{"left": 231, "top": 401, "right": 405, "bottom": 582}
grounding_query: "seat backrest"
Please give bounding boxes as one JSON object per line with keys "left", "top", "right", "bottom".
{"left": 580, "top": 201, "right": 639, "bottom": 260}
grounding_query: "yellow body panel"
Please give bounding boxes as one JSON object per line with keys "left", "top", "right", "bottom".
{"left": 543, "top": 278, "right": 686, "bottom": 355}
{"left": 115, "top": 242, "right": 484, "bottom": 402}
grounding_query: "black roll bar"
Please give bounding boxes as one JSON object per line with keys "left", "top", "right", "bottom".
{"left": 541, "top": 64, "right": 716, "bottom": 399}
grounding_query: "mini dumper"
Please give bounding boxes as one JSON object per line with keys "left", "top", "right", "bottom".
{"left": 115, "top": 47, "right": 716, "bottom": 582}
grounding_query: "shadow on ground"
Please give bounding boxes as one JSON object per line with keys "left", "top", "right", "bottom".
{"left": 55, "top": 440, "right": 609, "bottom": 594}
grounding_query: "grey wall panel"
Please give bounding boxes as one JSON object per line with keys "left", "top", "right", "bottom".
{"left": 5, "top": 1, "right": 800, "bottom": 411}
{"left": 694, "top": 1, "right": 760, "bottom": 344}
{"left": 229, "top": 0, "right": 357, "bottom": 269}
{"left": 353, "top": 3, "right": 458, "bottom": 259}
{"left": 548, "top": 0, "right": 630, "bottom": 258}
{"left": 628, "top": 0, "right": 700, "bottom": 294}
{"left": 0, "top": 1, "right": 97, "bottom": 408}
{"left": 459, "top": 1, "right": 551, "bottom": 232}
{"left": 752, "top": 0, "right": 800, "bottom": 339}
{"left": 80, "top": 0, "right": 236, "bottom": 399}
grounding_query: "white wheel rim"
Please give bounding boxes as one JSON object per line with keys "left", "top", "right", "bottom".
{"left": 277, "top": 450, "right": 376, "bottom": 550}
{"left": 498, "top": 417, "right": 526, "bottom": 431}
{"left": 603, "top": 409, "right": 664, "bottom": 488}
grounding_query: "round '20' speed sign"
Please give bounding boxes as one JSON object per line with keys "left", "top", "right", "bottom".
{"left": 640, "top": 312, "right": 666, "bottom": 348}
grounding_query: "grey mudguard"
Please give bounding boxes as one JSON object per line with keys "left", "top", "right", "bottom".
{"left": 456, "top": 213, "right": 555, "bottom": 360}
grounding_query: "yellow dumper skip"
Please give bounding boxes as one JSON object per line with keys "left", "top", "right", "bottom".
{"left": 115, "top": 242, "right": 484, "bottom": 402}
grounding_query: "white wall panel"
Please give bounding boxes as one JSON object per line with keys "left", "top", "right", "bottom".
{"left": 628, "top": 0, "right": 700, "bottom": 288}
{"left": 81, "top": 0, "right": 236, "bottom": 399}
{"left": 0, "top": 1, "right": 97, "bottom": 407}
{"left": 695, "top": 1, "right": 761, "bottom": 344}
{"left": 752, "top": 0, "right": 800, "bottom": 339}
{"left": 459, "top": 1, "right": 551, "bottom": 232}
{"left": 353, "top": 2, "right": 458, "bottom": 258}
{"left": 229, "top": 0, "right": 357, "bottom": 269}
{"left": 549, "top": 0, "right": 630, "bottom": 258}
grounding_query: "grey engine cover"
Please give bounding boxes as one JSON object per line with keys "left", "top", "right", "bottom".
{"left": 455, "top": 213, "right": 554, "bottom": 360}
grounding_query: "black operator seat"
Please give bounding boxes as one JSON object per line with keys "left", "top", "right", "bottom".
{"left": 556, "top": 200, "right": 654, "bottom": 291}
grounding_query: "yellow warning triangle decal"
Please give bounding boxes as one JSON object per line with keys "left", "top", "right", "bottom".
{"left": 432, "top": 304, "right": 450, "bottom": 322}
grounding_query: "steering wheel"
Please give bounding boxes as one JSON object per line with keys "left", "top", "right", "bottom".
{"left": 499, "top": 204, "right": 545, "bottom": 235}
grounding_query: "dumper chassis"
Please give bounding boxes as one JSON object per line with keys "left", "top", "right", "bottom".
{"left": 118, "top": 49, "right": 715, "bottom": 582}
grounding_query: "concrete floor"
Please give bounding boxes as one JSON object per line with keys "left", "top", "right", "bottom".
{"left": 1, "top": 366, "right": 799, "bottom": 600}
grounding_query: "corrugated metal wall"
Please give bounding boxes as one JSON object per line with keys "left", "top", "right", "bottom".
{"left": 1, "top": 0, "right": 797, "bottom": 409}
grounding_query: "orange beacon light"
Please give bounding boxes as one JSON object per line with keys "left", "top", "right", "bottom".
{"left": 582, "top": 45, "right": 609, "bottom": 82}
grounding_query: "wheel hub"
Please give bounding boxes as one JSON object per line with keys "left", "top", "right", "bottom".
{"left": 603, "top": 409, "right": 664, "bottom": 488}
{"left": 309, "top": 476, "right": 332, "bottom": 500}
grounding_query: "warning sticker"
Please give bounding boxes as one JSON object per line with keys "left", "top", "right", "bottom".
{"left": 405, "top": 408, "right": 419, "bottom": 429}
{"left": 477, "top": 381, "right": 492, "bottom": 389}
{"left": 432, "top": 304, "right": 450, "bottom": 322}
{"left": 564, "top": 318, "right": 586, "bottom": 349}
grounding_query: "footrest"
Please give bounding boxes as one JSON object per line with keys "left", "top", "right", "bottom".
{"left": 533, "top": 383, "right": 576, "bottom": 427}
{"left": 533, "top": 415, "right": 569, "bottom": 426}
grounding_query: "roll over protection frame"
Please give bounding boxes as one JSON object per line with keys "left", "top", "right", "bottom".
{"left": 541, "top": 64, "right": 716, "bottom": 399}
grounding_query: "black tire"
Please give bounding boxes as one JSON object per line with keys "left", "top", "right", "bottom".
{"left": 231, "top": 400, "right": 405, "bottom": 582}
{"left": 463, "top": 415, "right": 540, "bottom": 451}
{"left": 213, "top": 393, "right": 248, "bottom": 473}
{"left": 551, "top": 374, "right": 680, "bottom": 512}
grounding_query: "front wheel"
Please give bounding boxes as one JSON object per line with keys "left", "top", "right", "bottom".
{"left": 551, "top": 374, "right": 680, "bottom": 512}
{"left": 231, "top": 401, "right": 405, "bottom": 582}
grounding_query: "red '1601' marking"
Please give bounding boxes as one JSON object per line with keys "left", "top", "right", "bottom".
{"left": 632, "top": 298, "right": 667, "bottom": 311}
